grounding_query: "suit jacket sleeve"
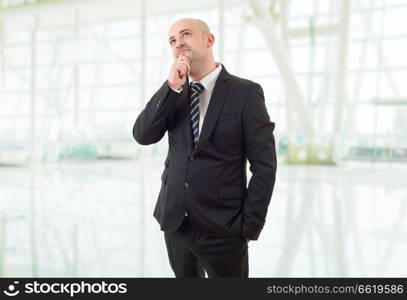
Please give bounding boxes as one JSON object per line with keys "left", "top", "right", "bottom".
{"left": 242, "top": 83, "right": 277, "bottom": 240}
{"left": 133, "top": 81, "right": 180, "bottom": 145}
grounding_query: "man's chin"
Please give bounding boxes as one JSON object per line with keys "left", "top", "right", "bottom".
{"left": 179, "top": 50, "right": 192, "bottom": 59}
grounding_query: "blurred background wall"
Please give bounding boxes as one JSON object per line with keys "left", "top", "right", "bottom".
{"left": 0, "top": 0, "right": 406, "bottom": 277}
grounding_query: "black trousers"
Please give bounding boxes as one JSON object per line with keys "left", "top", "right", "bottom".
{"left": 164, "top": 216, "right": 249, "bottom": 278}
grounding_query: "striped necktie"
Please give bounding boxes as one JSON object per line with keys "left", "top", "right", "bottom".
{"left": 190, "top": 82, "right": 204, "bottom": 146}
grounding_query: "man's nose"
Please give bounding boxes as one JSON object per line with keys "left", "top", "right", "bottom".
{"left": 175, "top": 39, "right": 185, "bottom": 49}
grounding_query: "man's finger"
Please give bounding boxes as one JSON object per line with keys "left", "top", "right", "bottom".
{"left": 178, "top": 59, "right": 191, "bottom": 75}
{"left": 178, "top": 64, "right": 187, "bottom": 79}
{"left": 177, "top": 63, "right": 189, "bottom": 76}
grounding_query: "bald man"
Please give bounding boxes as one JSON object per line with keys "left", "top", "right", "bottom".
{"left": 133, "top": 18, "right": 277, "bottom": 278}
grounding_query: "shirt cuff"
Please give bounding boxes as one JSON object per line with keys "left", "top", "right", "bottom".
{"left": 167, "top": 82, "right": 183, "bottom": 94}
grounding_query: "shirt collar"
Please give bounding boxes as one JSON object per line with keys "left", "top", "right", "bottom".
{"left": 191, "top": 63, "right": 222, "bottom": 94}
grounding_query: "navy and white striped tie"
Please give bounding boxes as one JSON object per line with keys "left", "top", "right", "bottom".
{"left": 190, "top": 82, "right": 204, "bottom": 146}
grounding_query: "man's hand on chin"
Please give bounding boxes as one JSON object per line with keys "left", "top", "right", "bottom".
{"left": 167, "top": 53, "right": 192, "bottom": 90}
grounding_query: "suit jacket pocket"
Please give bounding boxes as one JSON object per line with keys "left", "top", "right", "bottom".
{"left": 218, "top": 186, "right": 246, "bottom": 199}
{"left": 218, "top": 113, "right": 237, "bottom": 121}
{"left": 212, "top": 113, "right": 243, "bottom": 154}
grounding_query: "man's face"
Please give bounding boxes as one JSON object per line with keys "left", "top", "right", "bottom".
{"left": 168, "top": 19, "right": 211, "bottom": 62}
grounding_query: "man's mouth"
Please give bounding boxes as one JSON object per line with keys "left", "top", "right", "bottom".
{"left": 178, "top": 49, "right": 190, "bottom": 55}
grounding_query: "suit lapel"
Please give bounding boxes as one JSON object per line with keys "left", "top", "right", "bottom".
{"left": 194, "top": 66, "right": 231, "bottom": 153}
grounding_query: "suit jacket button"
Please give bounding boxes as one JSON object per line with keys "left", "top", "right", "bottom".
{"left": 184, "top": 182, "right": 190, "bottom": 188}
{"left": 189, "top": 156, "right": 194, "bottom": 161}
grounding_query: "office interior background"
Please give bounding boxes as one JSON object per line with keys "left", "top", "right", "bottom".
{"left": 0, "top": 0, "right": 406, "bottom": 277}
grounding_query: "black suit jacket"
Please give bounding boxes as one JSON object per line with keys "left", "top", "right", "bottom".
{"left": 133, "top": 65, "right": 276, "bottom": 240}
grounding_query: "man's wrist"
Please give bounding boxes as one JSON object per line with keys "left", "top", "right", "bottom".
{"left": 167, "top": 81, "right": 183, "bottom": 93}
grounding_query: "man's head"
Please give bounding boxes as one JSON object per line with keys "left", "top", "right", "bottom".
{"left": 168, "top": 18, "right": 215, "bottom": 64}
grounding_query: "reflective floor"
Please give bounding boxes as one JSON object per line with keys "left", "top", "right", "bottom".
{"left": 0, "top": 157, "right": 406, "bottom": 277}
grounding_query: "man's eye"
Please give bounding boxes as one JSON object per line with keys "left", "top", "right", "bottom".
{"left": 170, "top": 40, "right": 175, "bottom": 44}
{"left": 183, "top": 32, "right": 189, "bottom": 36}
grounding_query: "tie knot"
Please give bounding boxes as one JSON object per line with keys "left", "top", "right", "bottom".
{"left": 190, "top": 82, "right": 204, "bottom": 95}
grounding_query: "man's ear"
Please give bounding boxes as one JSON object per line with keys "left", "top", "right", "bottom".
{"left": 207, "top": 33, "right": 215, "bottom": 48}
